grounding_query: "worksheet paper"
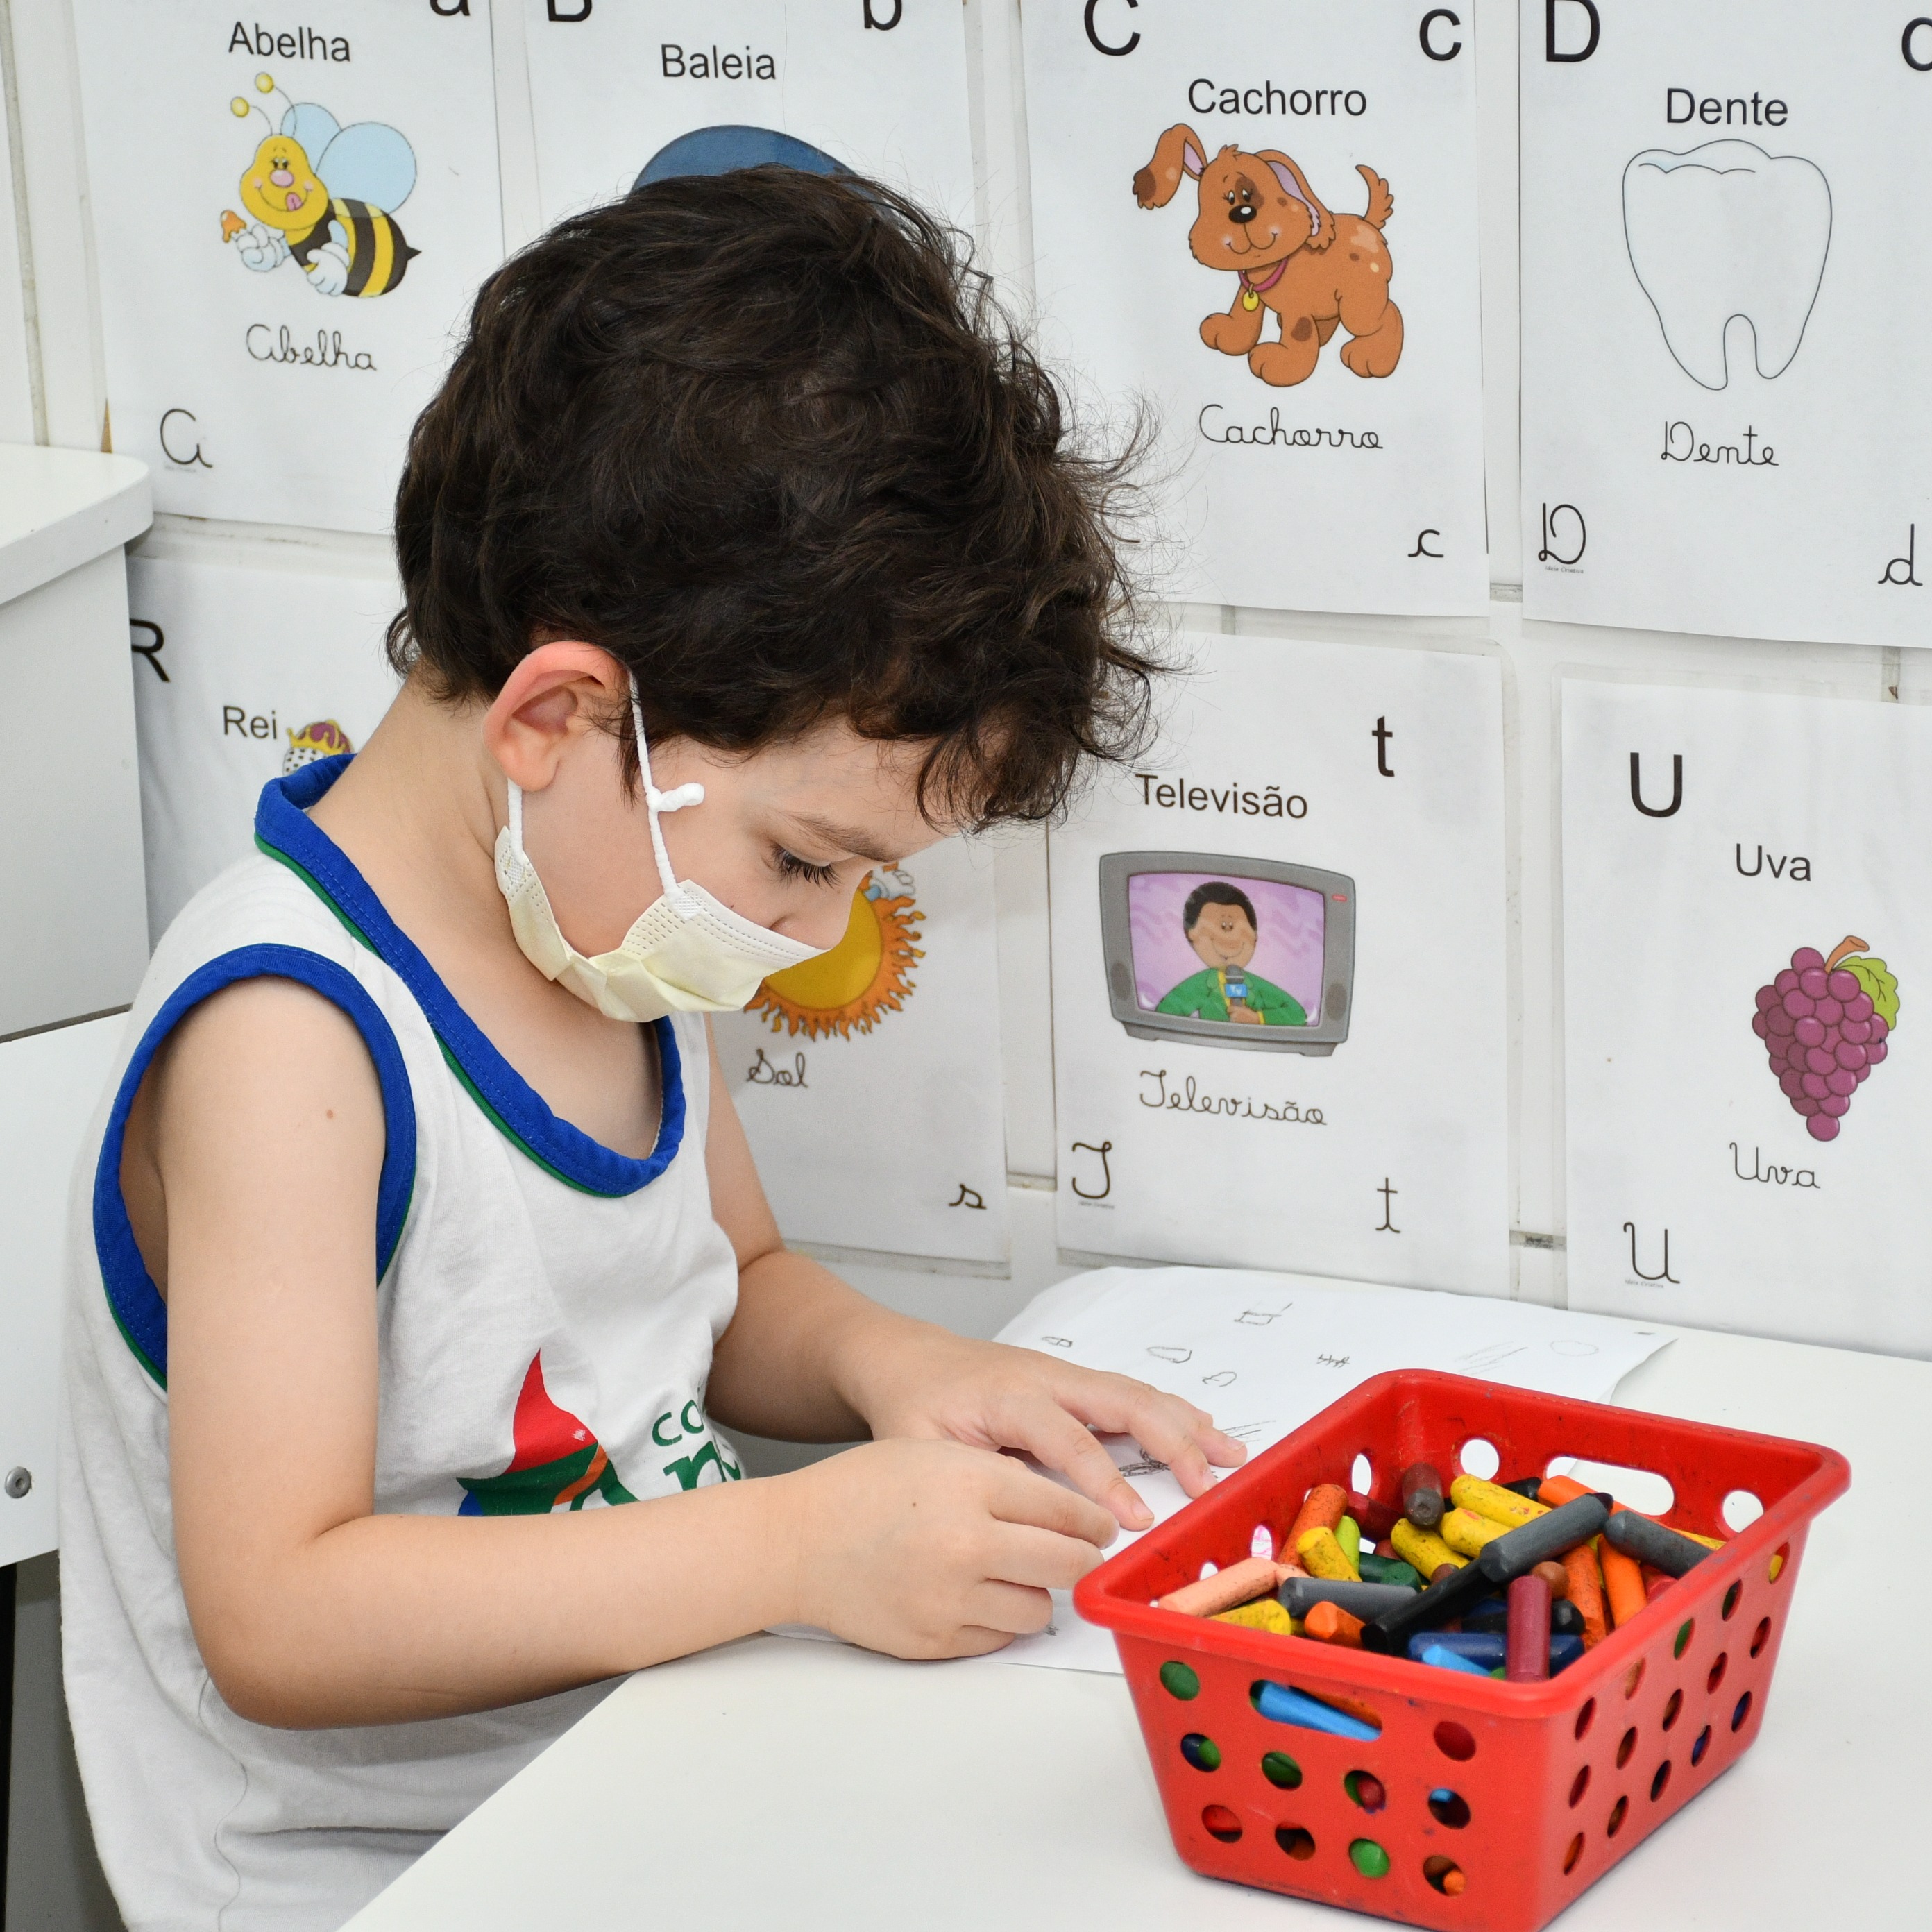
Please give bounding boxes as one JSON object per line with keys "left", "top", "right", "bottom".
{"left": 70, "top": 2, "right": 505, "bottom": 533}
{"left": 1562, "top": 678, "right": 1932, "bottom": 1356}
{"left": 128, "top": 551, "right": 402, "bottom": 942}
{"left": 1020, "top": 1, "right": 1488, "bottom": 615}
{"left": 1520, "top": 0, "right": 1932, "bottom": 645}
{"left": 523, "top": 0, "right": 974, "bottom": 232}
{"left": 770, "top": 1266, "right": 1673, "bottom": 1674}
{"left": 1049, "top": 633, "right": 1509, "bottom": 1294}
{"left": 711, "top": 837, "right": 1009, "bottom": 1266}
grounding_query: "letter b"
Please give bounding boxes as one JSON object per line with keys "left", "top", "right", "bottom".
{"left": 1546, "top": 0, "right": 1600, "bottom": 62}
{"left": 547, "top": 0, "right": 592, "bottom": 20}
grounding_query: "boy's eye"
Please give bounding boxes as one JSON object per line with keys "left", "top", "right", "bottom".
{"left": 774, "top": 847, "right": 842, "bottom": 888}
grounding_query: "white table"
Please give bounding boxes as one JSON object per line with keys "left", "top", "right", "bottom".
{"left": 348, "top": 1321, "right": 1922, "bottom": 1929}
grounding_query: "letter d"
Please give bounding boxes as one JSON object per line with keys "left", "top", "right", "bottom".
{"left": 1546, "top": 0, "right": 1600, "bottom": 62}
{"left": 1879, "top": 523, "right": 1922, "bottom": 586}
{"left": 864, "top": 0, "right": 902, "bottom": 26}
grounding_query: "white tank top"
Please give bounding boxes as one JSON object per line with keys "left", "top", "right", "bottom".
{"left": 60, "top": 756, "right": 743, "bottom": 1931}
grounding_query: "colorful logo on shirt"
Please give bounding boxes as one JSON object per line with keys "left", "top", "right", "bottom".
{"left": 748, "top": 865, "right": 923, "bottom": 1040}
{"left": 282, "top": 718, "right": 353, "bottom": 773}
{"left": 456, "top": 1353, "right": 741, "bottom": 1515}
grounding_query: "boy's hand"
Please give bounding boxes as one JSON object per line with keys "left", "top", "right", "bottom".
{"left": 781, "top": 1438, "right": 1116, "bottom": 1658}
{"left": 841, "top": 1330, "right": 1248, "bottom": 1532}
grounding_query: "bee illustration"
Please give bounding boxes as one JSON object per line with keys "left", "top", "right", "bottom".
{"left": 221, "top": 72, "right": 418, "bottom": 298}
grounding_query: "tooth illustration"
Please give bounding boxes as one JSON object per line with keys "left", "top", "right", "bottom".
{"left": 1622, "top": 139, "right": 1831, "bottom": 391}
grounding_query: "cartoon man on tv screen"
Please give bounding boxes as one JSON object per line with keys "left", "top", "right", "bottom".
{"left": 1155, "top": 882, "right": 1307, "bottom": 1026}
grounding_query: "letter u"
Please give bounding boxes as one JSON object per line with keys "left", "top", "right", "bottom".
{"left": 1630, "top": 752, "right": 1683, "bottom": 818}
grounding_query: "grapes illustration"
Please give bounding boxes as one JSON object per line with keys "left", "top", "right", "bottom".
{"left": 1752, "top": 936, "right": 1900, "bottom": 1144}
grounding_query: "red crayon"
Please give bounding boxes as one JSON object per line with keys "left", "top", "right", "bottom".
{"left": 1505, "top": 1573, "right": 1552, "bottom": 1681}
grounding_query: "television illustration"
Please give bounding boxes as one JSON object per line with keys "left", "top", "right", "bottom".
{"left": 1098, "top": 851, "right": 1355, "bottom": 1056}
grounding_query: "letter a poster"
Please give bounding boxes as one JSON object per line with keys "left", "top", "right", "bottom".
{"left": 523, "top": 0, "right": 974, "bottom": 231}
{"left": 1563, "top": 679, "right": 1932, "bottom": 1356}
{"left": 1521, "top": 0, "right": 1932, "bottom": 645}
{"left": 128, "top": 548, "right": 401, "bottom": 941}
{"left": 70, "top": 1, "right": 505, "bottom": 533}
{"left": 712, "top": 841, "right": 1008, "bottom": 1266}
{"left": 1049, "top": 634, "right": 1508, "bottom": 1294}
{"left": 1021, "top": 3, "right": 1487, "bottom": 616}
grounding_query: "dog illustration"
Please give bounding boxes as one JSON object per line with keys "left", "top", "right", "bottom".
{"left": 1133, "top": 126, "right": 1402, "bottom": 387}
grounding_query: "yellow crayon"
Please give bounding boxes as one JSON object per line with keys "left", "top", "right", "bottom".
{"left": 1297, "top": 1525, "right": 1358, "bottom": 1582}
{"left": 1334, "top": 1515, "right": 1363, "bottom": 1577}
{"left": 1450, "top": 1475, "right": 1550, "bottom": 1530}
{"left": 1681, "top": 1530, "right": 1725, "bottom": 1550}
{"left": 1213, "top": 1599, "right": 1298, "bottom": 1636}
{"left": 1391, "top": 1517, "right": 1467, "bottom": 1577}
{"left": 1441, "top": 1507, "right": 1511, "bottom": 1561}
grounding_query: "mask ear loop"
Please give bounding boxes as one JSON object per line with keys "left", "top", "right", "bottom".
{"left": 629, "top": 682, "right": 705, "bottom": 913}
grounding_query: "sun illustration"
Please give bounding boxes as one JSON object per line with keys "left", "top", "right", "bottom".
{"left": 749, "top": 867, "right": 923, "bottom": 1040}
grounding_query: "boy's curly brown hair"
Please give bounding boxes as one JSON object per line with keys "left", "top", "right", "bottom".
{"left": 387, "top": 166, "right": 1154, "bottom": 829}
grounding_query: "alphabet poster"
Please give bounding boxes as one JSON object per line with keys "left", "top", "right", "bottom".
{"left": 70, "top": 2, "right": 504, "bottom": 532}
{"left": 712, "top": 838, "right": 1008, "bottom": 1265}
{"left": 1020, "top": 2, "right": 1488, "bottom": 616}
{"left": 128, "top": 550, "right": 401, "bottom": 941}
{"left": 1049, "top": 634, "right": 1509, "bottom": 1294}
{"left": 1521, "top": 1, "right": 1932, "bottom": 645}
{"left": 1563, "top": 679, "right": 1932, "bottom": 1355}
{"left": 523, "top": 0, "right": 974, "bottom": 230}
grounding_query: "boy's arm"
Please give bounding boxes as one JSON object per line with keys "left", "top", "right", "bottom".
{"left": 160, "top": 983, "right": 1115, "bottom": 1727}
{"left": 700, "top": 1025, "right": 1245, "bottom": 1529}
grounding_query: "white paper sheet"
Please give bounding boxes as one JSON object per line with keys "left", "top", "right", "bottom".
{"left": 1047, "top": 632, "right": 1509, "bottom": 1295}
{"left": 772, "top": 1265, "right": 1673, "bottom": 1674}
{"left": 72, "top": 1, "right": 505, "bottom": 533}
{"left": 1520, "top": 0, "right": 1932, "bottom": 645}
{"left": 1021, "top": 0, "right": 1489, "bottom": 615}
{"left": 711, "top": 836, "right": 1009, "bottom": 1265}
{"left": 1563, "top": 677, "right": 1932, "bottom": 1354}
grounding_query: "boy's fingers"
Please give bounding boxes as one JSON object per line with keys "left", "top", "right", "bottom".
{"left": 1058, "top": 1374, "right": 1247, "bottom": 1499}
{"left": 999, "top": 1407, "right": 1153, "bottom": 1532}
{"left": 989, "top": 1450, "right": 1122, "bottom": 1543}
{"left": 965, "top": 1579, "right": 1058, "bottom": 1638}
{"left": 984, "top": 1522, "right": 1108, "bottom": 1594}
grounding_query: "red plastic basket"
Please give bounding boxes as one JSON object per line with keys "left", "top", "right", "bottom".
{"left": 1074, "top": 1371, "right": 1849, "bottom": 1932}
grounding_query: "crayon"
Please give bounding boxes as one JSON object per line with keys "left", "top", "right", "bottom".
{"left": 1441, "top": 1507, "right": 1512, "bottom": 1560}
{"left": 1564, "top": 1541, "right": 1608, "bottom": 1646}
{"left": 1214, "top": 1598, "right": 1298, "bottom": 1636}
{"left": 1409, "top": 1630, "right": 1584, "bottom": 1672}
{"left": 1158, "top": 1555, "right": 1283, "bottom": 1617}
{"left": 1507, "top": 1574, "right": 1552, "bottom": 1680}
{"left": 1346, "top": 1490, "right": 1401, "bottom": 1541}
{"left": 1254, "top": 1680, "right": 1380, "bottom": 1741}
{"left": 1550, "top": 1598, "right": 1585, "bottom": 1641}
{"left": 1600, "top": 1541, "right": 1647, "bottom": 1629}
{"left": 1304, "top": 1601, "right": 1364, "bottom": 1647}
{"left": 1391, "top": 1518, "right": 1466, "bottom": 1578}
{"left": 1603, "top": 1510, "right": 1713, "bottom": 1579}
{"left": 1297, "top": 1526, "right": 1359, "bottom": 1582}
{"left": 1285, "top": 1482, "right": 1348, "bottom": 1555}
{"left": 1400, "top": 1461, "right": 1446, "bottom": 1530}
{"left": 1533, "top": 1560, "right": 1570, "bottom": 1598}
{"left": 1334, "top": 1515, "right": 1364, "bottom": 1577}
{"left": 1500, "top": 1477, "right": 1546, "bottom": 1500}
{"left": 1475, "top": 1495, "right": 1611, "bottom": 1584}
{"left": 1682, "top": 1529, "right": 1725, "bottom": 1551}
{"left": 1280, "top": 1577, "right": 1419, "bottom": 1621}
{"left": 1360, "top": 1554, "right": 1495, "bottom": 1654}
{"left": 1536, "top": 1474, "right": 1595, "bottom": 1508}
{"left": 1645, "top": 1570, "right": 1675, "bottom": 1603}
{"left": 1451, "top": 1475, "right": 1551, "bottom": 1530}
{"left": 1416, "top": 1641, "right": 1492, "bottom": 1677}
{"left": 1358, "top": 1552, "right": 1423, "bottom": 1589}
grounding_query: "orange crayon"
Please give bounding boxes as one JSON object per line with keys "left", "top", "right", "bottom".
{"left": 1563, "top": 1543, "right": 1608, "bottom": 1647}
{"left": 1158, "top": 1554, "right": 1285, "bottom": 1618}
{"left": 1600, "top": 1541, "right": 1647, "bottom": 1629}
{"left": 1285, "top": 1482, "right": 1348, "bottom": 1556}
{"left": 1303, "top": 1600, "right": 1364, "bottom": 1647}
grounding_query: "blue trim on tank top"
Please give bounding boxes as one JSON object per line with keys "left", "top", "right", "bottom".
{"left": 93, "top": 945, "right": 418, "bottom": 1388}
{"left": 255, "top": 756, "right": 686, "bottom": 1198}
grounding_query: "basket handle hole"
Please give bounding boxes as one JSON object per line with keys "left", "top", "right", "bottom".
{"left": 1250, "top": 1524, "right": 1276, "bottom": 1561}
{"left": 1423, "top": 1855, "right": 1466, "bottom": 1896}
{"left": 1721, "top": 1489, "right": 1763, "bottom": 1532}
{"left": 1350, "top": 1450, "right": 1373, "bottom": 1495}
{"left": 1457, "top": 1437, "right": 1500, "bottom": 1480}
{"left": 1544, "top": 1455, "right": 1675, "bottom": 1516}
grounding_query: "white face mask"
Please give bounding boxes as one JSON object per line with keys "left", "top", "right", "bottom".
{"left": 493, "top": 688, "right": 824, "bottom": 1024}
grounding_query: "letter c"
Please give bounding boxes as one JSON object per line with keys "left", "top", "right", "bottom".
{"left": 681, "top": 1398, "right": 704, "bottom": 1436}
{"left": 158, "top": 407, "right": 212, "bottom": 468}
{"left": 1084, "top": 0, "right": 1139, "bottom": 57}
{"left": 1419, "top": 8, "right": 1461, "bottom": 60}
{"left": 652, "top": 1411, "right": 681, "bottom": 1447}
{"left": 1906, "top": 18, "right": 1932, "bottom": 69}
{"left": 1189, "top": 77, "right": 1214, "bottom": 111}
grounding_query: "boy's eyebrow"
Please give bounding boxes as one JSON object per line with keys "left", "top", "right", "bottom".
{"left": 782, "top": 813, "right": 904, "bottom": 867}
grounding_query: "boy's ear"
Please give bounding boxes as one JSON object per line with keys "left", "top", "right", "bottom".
{"left": 484, "top": 642, "right": 627, "bottom": 793}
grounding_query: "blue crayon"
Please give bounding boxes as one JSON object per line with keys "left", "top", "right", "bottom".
{"left": 1416, "top": 1643, "right": 1492, "bottom": 1677}
{"left": 1254, "top": 1680, "right": 1381, "bottom": 1741}
{"left": 1409, "top": 1631, "right": 1584, "bottom": 1673}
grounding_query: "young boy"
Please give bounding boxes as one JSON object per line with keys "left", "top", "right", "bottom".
{"left": 61, "top": 172, "right": 1244, "bottom": 1930}
{"left": 1156, "top": 881, "right": 1307, "bottom": 1026}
